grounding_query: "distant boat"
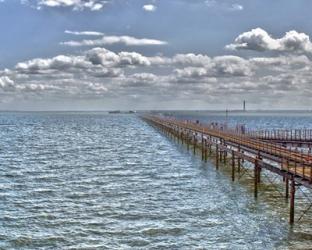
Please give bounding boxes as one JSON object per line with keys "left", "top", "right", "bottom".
{"left": 108, "top": 110, "right": 136, "bottom": 114}
{"left": 108, "top": 110, "right": 121, "bottom": 114}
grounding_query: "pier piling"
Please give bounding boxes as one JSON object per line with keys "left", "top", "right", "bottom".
{"left": 231, "top": 150, "right": 235, "bottom": 181}
{"left": 290, "top": 176, "right": 296, "bottom": 224}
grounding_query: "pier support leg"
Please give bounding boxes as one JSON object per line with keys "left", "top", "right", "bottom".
{"left": 216, "top": 144, "right": 219, "bottom": 170}
{"left": 223, "top": 144, "right": 227, "bottom": 164}
{"left": 219, "top": 147, "right": 222, "bottom": 162}
{"left": 285, "top": 177, "right": 289, "bottom": 200}
{"left": 290, "top": 176, "right": 295, "bottom": 224}
{"left": 201, "top": 135, "right": 204, "bottom": 161}
{"left": 181, "top": 132, "right": 183, "bottom": 145}
{"left": 193, "top": 135, "right": 196, "bottom": 155}
{"left": 187, "top": 133, "right": 190, "bottom": 151}
{"left": 223, "top": 151, "right": 226, "bottom": 163}
{"left": 231, "top": 150, "right": 235, "bottom": 181}
{"left": 237, "top": 157, "right": 241, "bottom": 173}
{"left": 257, "top": 167, "right": 261, "bottom": 183}
{"left": 257, "top": 155, "right": 262, "bottom": 183}
{"left": 237, "top": 146, "right": 241, "bottom": 173}
{"left": 254, "top": 159, "right": 258, "bottom": 199}
{"left": 204, "top": 140, "right": 208, "bottom": 162}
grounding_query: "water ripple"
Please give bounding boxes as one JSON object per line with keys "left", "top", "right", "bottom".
{"left": 0, "top": 112, "right": 309, "bottom": 249}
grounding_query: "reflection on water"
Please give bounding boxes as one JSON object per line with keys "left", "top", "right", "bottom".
{"left": 0, "top": 112, "right": 311, "bottom": 249}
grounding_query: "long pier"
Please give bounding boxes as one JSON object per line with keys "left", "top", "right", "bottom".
{"left": 143, "top": 115, "right": 312, "bottom": 224}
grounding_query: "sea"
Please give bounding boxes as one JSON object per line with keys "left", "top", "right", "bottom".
{"left": 0, "top": 111, "right": 312, "bottom": 249}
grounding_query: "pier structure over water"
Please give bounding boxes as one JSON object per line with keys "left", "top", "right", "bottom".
{"left": 142, "top": 115, "right": 312, "bottom": 224}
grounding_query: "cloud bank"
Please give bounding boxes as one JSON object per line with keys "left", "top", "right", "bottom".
{"left": 2, "top": 28, "right": 312, "bottom": 109}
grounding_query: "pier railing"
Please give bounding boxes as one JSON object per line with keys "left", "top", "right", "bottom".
{"left": 245, "top": 129, "right": 312, "bottom": 147}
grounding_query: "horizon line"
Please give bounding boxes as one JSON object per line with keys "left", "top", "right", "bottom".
{"left": 0, "top": 109, "right": 312, "bottom": 112}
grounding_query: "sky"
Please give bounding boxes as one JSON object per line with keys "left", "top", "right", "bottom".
{"left": 1, "top": 0, "right": 312, "bottom": 110}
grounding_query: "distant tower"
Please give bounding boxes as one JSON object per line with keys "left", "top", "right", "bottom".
{"left": 225, "top": 109, "right": 228, "bottom": 125}
{"left": 243, "top": 100, "right": 246, "bottom": 111}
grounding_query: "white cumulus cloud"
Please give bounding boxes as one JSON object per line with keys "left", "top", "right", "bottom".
{"left": 0, "top": 76, "right": 15, "bottom": 91}
{"left": 85, "top": 47, "right": 153, "bottom": 67}
{"left": 205, "top": 0, "right": 243, "bottom": 12}
{"left": 61, "top": 35, "right": 167, "bottom": 47}
{"left": 143, "top": 4, "right": 157, "bottom": 12}
{"left": 226, "top": 28, "right": 312, "bottom": 54}
{"left": 28, "top": 0, "right": 107, "bottom": 11}
{"left": 230, "top": 3, "right": 243, "bottom": 11}
{"left": 65, "top": 30, "right": 104, "bottom": 36}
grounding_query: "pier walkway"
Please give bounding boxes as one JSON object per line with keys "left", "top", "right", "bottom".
{"left": 143, "top": 115, "right": 312, "bottom": 224}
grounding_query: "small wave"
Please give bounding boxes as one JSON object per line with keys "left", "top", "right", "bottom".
{"left": 141, "top": 227, "right": 184, "bottom": 236}
{"left": 125, "top": 239, "right": 150, "bottom": 247}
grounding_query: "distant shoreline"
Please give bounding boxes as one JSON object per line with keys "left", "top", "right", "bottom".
{"left": 0, "top": 109, "right": 311, "bottom": 113}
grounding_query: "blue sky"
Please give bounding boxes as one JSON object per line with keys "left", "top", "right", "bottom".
{"left": 0, "top": 0, "right": 312, "bottom": 110}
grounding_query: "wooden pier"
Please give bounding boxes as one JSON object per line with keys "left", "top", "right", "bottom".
{"left": 142, "top": 115, "right": 312, "bottom": 224}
